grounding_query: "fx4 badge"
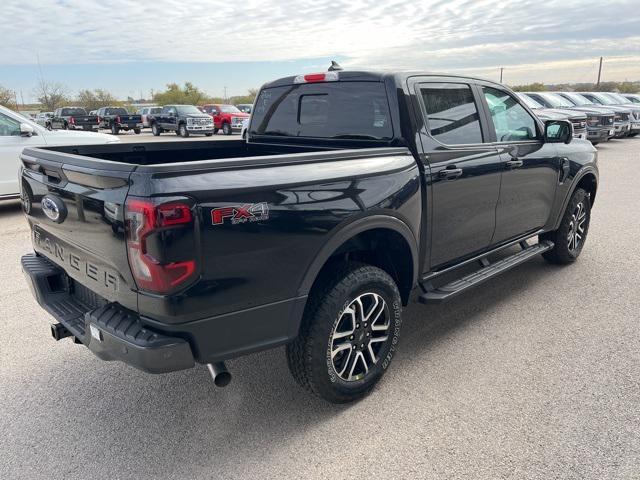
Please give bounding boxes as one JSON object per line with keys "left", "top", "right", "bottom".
{"left": 211, "top": 203, "right": 269, "bottom": 225}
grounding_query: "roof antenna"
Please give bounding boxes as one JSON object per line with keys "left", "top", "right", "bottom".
{"left": 328, "top": 61, "right": 343, "bottom": 71}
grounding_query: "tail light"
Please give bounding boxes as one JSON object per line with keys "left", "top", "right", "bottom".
{"left": 69, "top": 117, "right": 75, "bottom": 125}
{"left": 125, "top": 197, "right": 197, "bottom": 294}
{"left": 97, "top": 116, "right": 102, "bottom": 123}
{"left": 116, "top": 116, "right": 121, "bottom": 124}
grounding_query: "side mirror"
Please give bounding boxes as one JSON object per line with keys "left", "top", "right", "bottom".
{"left": 20, "top": 123, "right": 35, "bottom": 137}
{"left": 544, "top": 119, "right": 573, "bottom": 144}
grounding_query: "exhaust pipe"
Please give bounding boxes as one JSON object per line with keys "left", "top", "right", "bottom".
{"left": 207, "top": 362, "right": 232, "bottom": 387}
{"left": 51, "top": 323, "right": 72, "bottom": 341}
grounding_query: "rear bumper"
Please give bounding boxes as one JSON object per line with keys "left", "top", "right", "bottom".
{"left": 21, "top": 253, "right": 195, "bottom": 374}
{"left": 70, "top": 125, "right": 99, "bottom": 130}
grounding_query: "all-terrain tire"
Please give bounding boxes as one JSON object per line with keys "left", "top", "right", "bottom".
{"left": 540, "top": 188, "right": 591, "bottom": 264}
{"left": 286, "top": 262, "right": 402, "bottom": 403}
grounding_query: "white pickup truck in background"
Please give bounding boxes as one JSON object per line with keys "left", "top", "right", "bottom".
{"left": 0, "top": 105, "right": 120, "bottom": 199}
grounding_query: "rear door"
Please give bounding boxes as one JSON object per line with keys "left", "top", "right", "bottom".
{"left": 477, "top": 84, "right": 560, "bottom": 243}
{"left": 411, "top": 78, "right": 503, "bottom": 269}
{"left": 21, "top": 147, "right": 138, "bottom": 311}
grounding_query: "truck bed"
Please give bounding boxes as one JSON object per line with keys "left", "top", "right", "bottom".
{"left": 22, "top": 139, "right": 407, "bottom": 173}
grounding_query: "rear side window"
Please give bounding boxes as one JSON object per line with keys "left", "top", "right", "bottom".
{"left": 250, "top": 82, "right": 393, "bottom": 140}
{"left": 420, "top": 84, "right": 483, "bottom": 145}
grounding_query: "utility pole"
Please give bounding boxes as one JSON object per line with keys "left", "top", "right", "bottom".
{"left": 596, "top": 57, "right": 603, "bottom": 86}
{"left": 500, "top": 67, "right": 504, "bottom": 83}
{"left": 223, "top": 86, "right": 228, "bottom": 102}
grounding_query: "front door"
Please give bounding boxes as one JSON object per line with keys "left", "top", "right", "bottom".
{"left": 414, "top": 81, "right": 503, "bottom": 269}
{"left": 478, "top": 85, "right": 560, "bottom": 244}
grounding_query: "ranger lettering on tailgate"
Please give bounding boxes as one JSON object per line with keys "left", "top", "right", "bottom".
{"left": 33, "top": 228, "right": 119, "bottom": 292}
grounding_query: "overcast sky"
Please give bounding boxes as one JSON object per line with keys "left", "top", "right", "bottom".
{"left": 2, "top": 0, "right": 639, "bottom": 101}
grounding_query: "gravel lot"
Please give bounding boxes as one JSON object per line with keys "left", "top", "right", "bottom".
{"left": 0, "top": 137, "right": 638, "bottom": 480}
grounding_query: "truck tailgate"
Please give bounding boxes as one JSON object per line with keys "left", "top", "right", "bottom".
{"left": 20, "top": 147, "right": 138, "bottom": 311}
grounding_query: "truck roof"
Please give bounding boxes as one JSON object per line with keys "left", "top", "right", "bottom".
{"left": 261, "top": 70, "right": 506, "bottom": 89}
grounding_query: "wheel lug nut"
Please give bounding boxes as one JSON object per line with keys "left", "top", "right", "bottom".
{"left": 352, "top": 345, "right": 356, "bottom": 349}
{"left": 349, "top": 335, "right": 354, "bottom": 340}
{"left": 366, "top": 332, "right": 370, "bottom": 337}
{"left": 360, "top": 343, "right": 364, "bottom": 348}
{"left": 356, "top": 324, "right": 360, "bottom": 328}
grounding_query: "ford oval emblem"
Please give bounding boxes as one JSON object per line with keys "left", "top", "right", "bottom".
{"left": 41, "top": 194, "right": 67, "bottom": 223}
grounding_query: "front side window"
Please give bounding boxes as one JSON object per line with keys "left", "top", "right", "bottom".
{"left": 420, "top": 83, "right": 483, "bottom": 145}
{"left": 483, "top": 87, "right": 538, "bottom": 142}
{"left": 0, "top": 112, "right": 22, "bottom": 136}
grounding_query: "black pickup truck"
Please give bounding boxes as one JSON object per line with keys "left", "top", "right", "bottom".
{"left": 96, "top": 107, "right": 143, "bottom": 135}
{"left": 20, "top": 71, "right": 598, "bottom": 403}
{"left": 50, "top": 107, "right": 99, "bottom": 131}
{"left": 148, "top": 105, "right": 214, "bottom": 137}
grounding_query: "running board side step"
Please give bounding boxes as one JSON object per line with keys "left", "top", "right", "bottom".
{"left": 419, "top": 240, "right": 554, "bottom": 304}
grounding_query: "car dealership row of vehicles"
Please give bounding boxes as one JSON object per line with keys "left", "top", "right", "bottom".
{"left": 518, "top": 91, "right": 640, "bottom": 145}
{"left": 37, "top": 103, "right": 252, "bottom": 137}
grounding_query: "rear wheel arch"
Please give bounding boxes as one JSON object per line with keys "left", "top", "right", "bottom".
{"left": 298, "top": 216, "right": 418, "bottom": 306}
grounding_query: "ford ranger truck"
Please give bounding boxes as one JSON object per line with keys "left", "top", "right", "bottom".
{"left": 20, "top": 70, "right": 598, "bottom": 403}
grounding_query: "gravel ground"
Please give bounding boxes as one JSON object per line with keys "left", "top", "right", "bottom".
{"left": 0, "top": 138, "right": 638, "bottom": 479}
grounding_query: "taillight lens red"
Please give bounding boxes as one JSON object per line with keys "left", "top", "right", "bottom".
{"left": 69, "top": 117, "right": 75, "bottom": 124}
{"left": 116, "top": 116, "right": 121, "bottom": 123}
{"left": 125, "top": 198, "right": 196, "bottom": 294}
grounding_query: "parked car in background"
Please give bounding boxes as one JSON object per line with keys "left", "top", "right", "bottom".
{"left": 621, "top": 93, "right": 640, "bottom": 104}
{"left": 148, "top": 105, "right": 214, "bottom": 137}
{"left": 50, "top": 107, "right": 99, "bottom": 131}
{"left": 516, "top": 94, "right": 587, "bottom": 140}
{"left": 200, "top": 104, "right": 250, "bottom": 135}
{"left": 524, "top": 92, "right": 620, "bottom": 141}
{"left": 96, "top": 107, "right": 143, "bottom": 135}
{"left": 0, "top": 105, "right": 119, "bottom": 198}
{"left": 137, "top": 106, "right": 162, "bottom": 128}
{"left": 596, "top": 93, "right": 640, "bottom": 137}
{"left": 577, "top": 92, "right": 634, "bottom": 137}
{"left": 20, "top": 71, "right": 597, "bottom": 403}
{"left": 236, "top": 103, "right": 252, "bottom": 114}
{"left": 35, "top": 112, "right": 53, "bottom": 129}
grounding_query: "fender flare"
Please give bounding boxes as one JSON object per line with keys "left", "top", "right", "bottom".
{"left": 297, "top": 214, "right": 419, "bottom": 297}
{"left": 553, "top": 166, "right": 599, "bottom": 231}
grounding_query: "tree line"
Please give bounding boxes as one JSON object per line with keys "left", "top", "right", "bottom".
{"left": 2, "top": 79, "right": 637, "bottom": 112}
{"left": 0, "top": 81, "right": 259, "bottom": 112}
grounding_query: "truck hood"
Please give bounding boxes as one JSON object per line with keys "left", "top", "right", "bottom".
{"left": 532, "top": 108, "right": 570, "bottom": 121}
{"left": 186, "top": 114, "right": 213, "bottom": 119}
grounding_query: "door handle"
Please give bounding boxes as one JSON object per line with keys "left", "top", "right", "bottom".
{"left": 505, "top": 158, "right": 524, "bottom": 169}
{"left": 438, "top": 166, "right": 463, "bottom": 180}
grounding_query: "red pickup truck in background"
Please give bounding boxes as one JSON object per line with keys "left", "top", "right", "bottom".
{"left": 200, "top": 104, "right": 250, "bottom": 135}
